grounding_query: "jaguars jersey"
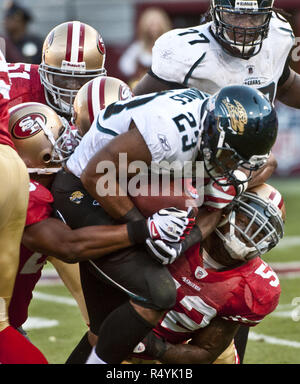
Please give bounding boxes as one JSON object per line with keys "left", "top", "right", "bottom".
{"left": 152, "top": 244, "right": 280, "bottom": 345}
{"left": 151, "top": 13, "right": 295, "bottom": 103}
{"left": 9, "top": 180, "right": 53, "bottom": 329}
{"left": 67, "top": 88, "right": 209, "bottom": 178}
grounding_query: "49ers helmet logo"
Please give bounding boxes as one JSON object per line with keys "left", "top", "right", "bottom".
{"left": 97, "top": 34, "right": 105, "bottom": 55}
{"left": 12, "top": 113, "right": 47, "bottom": 139}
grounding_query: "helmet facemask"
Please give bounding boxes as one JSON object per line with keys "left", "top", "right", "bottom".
{"left": 201, "top": 110, "right": 269, "bottom": 188}
{"left": 39, "top": 65, "right": 107, "bottom": 116}
{"left": 215, "top": 191, "right": 284, "bottom": 261}
{"left": 27, "top": 115, "right": 79, "bottom": 175}
{"left": 212, "top": 3, "right": 273, "bottom": 59}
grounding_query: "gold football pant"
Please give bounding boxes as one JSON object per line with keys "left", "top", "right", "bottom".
{"left": 0, "top": 145, "right": 29, "bottom": 332}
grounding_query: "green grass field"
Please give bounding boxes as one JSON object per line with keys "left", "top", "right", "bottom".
{"left": 25, "top": 177, "right": 300, "bottom": 364}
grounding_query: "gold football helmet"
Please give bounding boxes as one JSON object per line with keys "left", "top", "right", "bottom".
{"left": 39, "top": 21, "right": 106, "bottom": 116}
{"left": 9, "top": 102, "right": 78, "bottom": 174}
{"left": 73, "top": 76, "right": 133, "bottom": 137}
{"left": 215, "top": 183, "right": 285, "bottom": 261}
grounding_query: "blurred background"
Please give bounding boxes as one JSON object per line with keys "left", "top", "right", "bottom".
{"left": 0, "top": 0, "right": 299, "bottom": 364}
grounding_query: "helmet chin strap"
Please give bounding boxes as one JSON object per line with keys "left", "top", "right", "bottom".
{"left": 27, "top": 167, "right": 62, "bottom": 174}
{"left": 215, "top": 210, "right": 271, "bottom": 261}
{"left": 215, "top": 211, "right": 257, "bottom": 261}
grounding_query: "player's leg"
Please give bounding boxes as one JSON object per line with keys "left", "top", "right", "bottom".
{"left": 86, "top": 248, "right": 176, "bottom": 364}
{"left": 0, "top": 145, "right": 48, "bottom": 364}
{"left": 48, "top": 256, "right": 90, "bottom": 326}
{"left": 233, "top": 325, "right": 249, "bottom": 363}
{"left": 52, "top": 170, "right": 177, "bottom": 364}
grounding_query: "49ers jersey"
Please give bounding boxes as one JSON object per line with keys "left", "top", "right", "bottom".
{"left": 8, "top": 180, "right": 53, "bottom": 329}
{"left": 0, "top": 51, "right": 14, "bottom": 148}
{"left": 154, "top": 244, "right": 280, "bottom": 344}
{"left": 151, "top": 14, "right": 294, "bottom": 103}
{"left": 67, "top": 88, "right": 208, "bottom": 177}
{"left": 7, "top": 63, "right": 46, "bottom": 109}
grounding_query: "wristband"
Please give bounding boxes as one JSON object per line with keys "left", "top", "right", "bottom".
{"left": 127, "top": 220, "right": 149, "bottom": 244}
{"left": 118, "top": 206, "right": 145, "bottom": 223}
{"left": 182, "top": 225, "right": 203, "bottom": 253}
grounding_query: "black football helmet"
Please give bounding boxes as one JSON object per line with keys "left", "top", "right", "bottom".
{"left": 211, "top": 0, "right": 274, "bottom": 59}
{"left": 200, "top": 85, "right": 278, "bottom": 187}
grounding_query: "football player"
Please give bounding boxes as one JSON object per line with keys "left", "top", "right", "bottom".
{"left": 72, "top": 75, "right": 134, "bottom": 138}
{"left": 134, "top": 0, "right": 299, "bottom": 109}
{"left": 51, "top": 84, "right": 278, "bottom": 364}
{"left": 0, "top": 52, "right": 47, "bottom": 364}
{"left": 133, "top": 0, "right": 292, "bottom": 360}
{"left": 5, "top": 22, "right": 107, "bottom": 331}
{"left": 127, "top": 183, "right": 285, "bottom": 364}
{"left": 7, "top": 21, "right": 106, "bottom": 119}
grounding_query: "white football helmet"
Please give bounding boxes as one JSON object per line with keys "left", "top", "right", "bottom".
{"left": 39, "top": 21, "right": 106, "bottom": 116}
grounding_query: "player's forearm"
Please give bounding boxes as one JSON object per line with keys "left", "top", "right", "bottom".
{"left": 81, "top": 152, "right": 137, "bottom": 220}
{"left": 196, "top": 207, "right": 222, "bottom": 239}
{"left": 159, "top": 342, "right": 215, "bottom": 364}
{"left": 63, "top": 225, "right": 132, "bottom": 262}
{"left": 246, "top": 153, "right": 277, "bottom": 189}
{"left": 277, "top": 69, "right": 300, "bottom": 108}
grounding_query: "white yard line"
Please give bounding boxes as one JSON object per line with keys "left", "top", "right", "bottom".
{"left": 32, "top": 291, "right": 77, "bottom": 306}
{"left": 249, "top": 332, "right": 300, "bottom": 349}
{"left": 23, "top": 317, "right": 59, "bottom": 330}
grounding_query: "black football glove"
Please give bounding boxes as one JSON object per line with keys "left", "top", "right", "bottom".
{"left": 132, "top": 331, "right": 168, "bottom": 359}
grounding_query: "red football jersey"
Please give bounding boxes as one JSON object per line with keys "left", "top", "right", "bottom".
{"left": 154, "top": 244, "right": 281, "bottom": 344}
{"left": 0, "top": 52, "right": 14, "bottom": 148}
{"left": 7, "top": 63, "right": 46, "bottom": 109}
{"left": 9, "top": 180, "right": 53, "bottom": 329}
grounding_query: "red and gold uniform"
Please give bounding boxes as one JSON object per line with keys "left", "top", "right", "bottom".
{"left": 9, "top": 181, "right": 53, "bottom": 329}
{"left": 0, "top": 52, "right": 47, "bottom": 364}
{"left": 155, "top": 244, "right": 280, "bottom": 343}
{"left": 7, "top": 63, "right": 46, "bottom": 109}
{"left": 130, "top": 243, "right": 280, "bottom": 364}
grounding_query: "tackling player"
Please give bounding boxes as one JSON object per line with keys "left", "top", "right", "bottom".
{"left": 7, "top": 20, "right": 106, "bottom": 119}
{"left": 127, "top": 183, "right": 285, "bottom": 364}
{"left": 6, "top": 20, "right": 108, "bottom": 329}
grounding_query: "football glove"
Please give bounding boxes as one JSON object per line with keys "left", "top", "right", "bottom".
{"left": 146, "top": 238, "right": 184, "bottom": 265}
{"left": 147, "top": 207, "right": 195, "bottom": 243}
{"left": 203, "top": 171, "right": 248, "bottom": 211}
{"left": 132, "top": 331, "right": 168, "bottom": 359}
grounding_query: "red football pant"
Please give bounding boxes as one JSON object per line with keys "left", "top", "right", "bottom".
{"left": 0, "top": 326, "right": 48, "bottom": 364}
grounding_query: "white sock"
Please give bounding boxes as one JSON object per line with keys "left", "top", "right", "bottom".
{"left": 85, "top": 346, "right": 107, "bottom": 364}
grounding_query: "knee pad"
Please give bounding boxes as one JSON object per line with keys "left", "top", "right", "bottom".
{"left": 147, "top": 270, "right": 177, "bottom": 311}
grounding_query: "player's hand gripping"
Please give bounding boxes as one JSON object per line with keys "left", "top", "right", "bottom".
{"left": 147, "top": 207, "right": 195, "bottom": 243}
{"left": 203, "top": 171, "right": 248, "bottom": 211}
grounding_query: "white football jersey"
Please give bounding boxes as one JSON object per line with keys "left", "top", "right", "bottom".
{"left": 67, "top": 88, "right": 209, "bottom": 178}
{"left": 151, "top": 13, "right": 295, "bottom": 103}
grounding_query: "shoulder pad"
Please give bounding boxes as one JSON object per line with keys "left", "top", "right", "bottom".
{"left": 243, "top": 260, "right": 281, "bottom": 317}
{"left": 152, "top": 23, "right": 213, "bottom": 84}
